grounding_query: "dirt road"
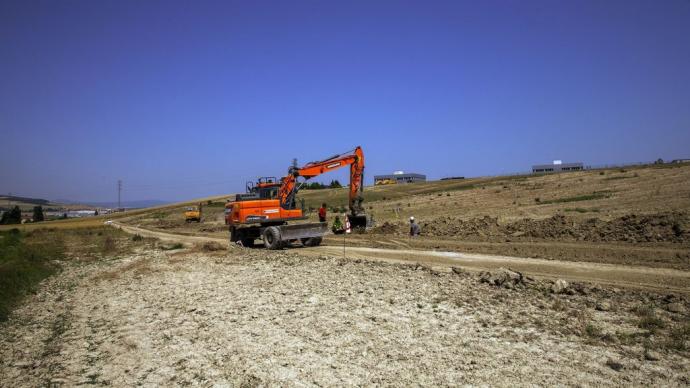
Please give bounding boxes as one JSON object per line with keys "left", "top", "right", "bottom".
{"left": 112, "top": 223, "right": 690, "bottom": 294}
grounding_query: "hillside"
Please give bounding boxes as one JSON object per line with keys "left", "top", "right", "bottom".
{"left": 299, "top": 162, "right": 690, "bottom": 223}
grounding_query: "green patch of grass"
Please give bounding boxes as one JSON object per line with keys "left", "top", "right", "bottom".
{"left": 564, "top": 207, "right": 600, "bottom": 213}
{"left": 539, "top": 193, "right": 611, "bottom": 205}
{"left": 0, "top": 229, "right": 62, "bottom": 321}
{"left": 151, "top": 212, "right": 169, "bottom": 220}
{"left": 161, "top": 242, "right": 184, "bottom": 250}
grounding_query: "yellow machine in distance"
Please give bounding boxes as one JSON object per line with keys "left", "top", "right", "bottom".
{"left": 184, "top": 204, "right": 202, "bottom": 223}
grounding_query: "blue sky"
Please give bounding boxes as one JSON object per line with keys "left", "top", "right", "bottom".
{"left": 1, "top": 0, "right": 689, "bottom": 202}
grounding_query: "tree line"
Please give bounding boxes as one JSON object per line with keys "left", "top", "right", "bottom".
{"left": 302, "top": 180, "right": 343, "bottom": 190}
{"left": 0, "top": 206, "right": 45, "bottom": 225}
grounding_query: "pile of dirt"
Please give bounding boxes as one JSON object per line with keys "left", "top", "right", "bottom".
{"left": 372, "top": 212, "right": 689, "bottom": 243}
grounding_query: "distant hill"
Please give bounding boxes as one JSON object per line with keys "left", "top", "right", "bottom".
{"left": 55, "top": 199, "right": 171, "bottom": 209}
{"left": 0, "top": 195, "right": 50, "bottom": 205}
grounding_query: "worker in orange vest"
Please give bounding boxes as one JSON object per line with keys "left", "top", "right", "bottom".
{"left": 318, "top": 203, "right": 327, "bottom": 223}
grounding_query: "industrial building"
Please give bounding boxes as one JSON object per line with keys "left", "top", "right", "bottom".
{"left": 532, "top": 161, "right": 583, "bottom": 173}
{"left": 374, "top": 171, "right": 426, "bottom": 185}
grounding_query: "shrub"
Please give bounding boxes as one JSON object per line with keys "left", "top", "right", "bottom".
{"left": 131, "top": 234, "right": 144, "bottom": 242}
{"left": 585, "top": 323, "right": 603, "bottom": 338}
{"left": 636, "top": 305, "right": 665, "bottom": 333}
{"left": 102, "top": 236, "right": 117, "bottom": 254}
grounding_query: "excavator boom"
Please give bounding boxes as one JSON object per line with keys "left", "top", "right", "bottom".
{"left": 278, "top": 146, "right": 365, "bottom": 217}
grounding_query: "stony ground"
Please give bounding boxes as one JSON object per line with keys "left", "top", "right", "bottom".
{"left": 1, "top": 244, "right": 688, "bottom": 386}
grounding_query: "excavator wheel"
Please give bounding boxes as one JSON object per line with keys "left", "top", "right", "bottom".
{"left": 301, "top": 236, "right": 322, "bottom": 247}
{"left": 263, "top": 226, "right": 283, "bottom": 250}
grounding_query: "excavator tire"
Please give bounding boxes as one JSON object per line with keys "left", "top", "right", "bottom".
{"left": 263, "top": 226, "right": 282, "bottom": 250}
{"left": 301, "top": 236, "right": 322, "bottom": 247}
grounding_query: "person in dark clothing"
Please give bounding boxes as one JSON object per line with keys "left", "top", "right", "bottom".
{"left": 409, "top": 216, "right": 421, "bottom": 237}
{"left": 318, "top": 203, "right": 327, "bottom": 223}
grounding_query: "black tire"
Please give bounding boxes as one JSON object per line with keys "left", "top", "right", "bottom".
{"left": 263, "top": 226, "right": 282, "bottom": 250}
{"left": 302, "top": 236, "right": 323, "bottom": 247}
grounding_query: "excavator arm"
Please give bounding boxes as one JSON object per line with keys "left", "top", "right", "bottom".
{"left": 278, "top": 146, "right": 365, "bottom": 216}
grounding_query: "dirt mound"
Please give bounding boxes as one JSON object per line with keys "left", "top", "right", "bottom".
{"left": 372, "top": 212, "right": 689, "bottom": 243}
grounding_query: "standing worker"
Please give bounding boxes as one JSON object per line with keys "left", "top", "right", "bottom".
{"left": 318, "top": 203, "right": 327, "bottom": 223}
{"left": 409, "top": 216, "right": 421, "bottom": 237}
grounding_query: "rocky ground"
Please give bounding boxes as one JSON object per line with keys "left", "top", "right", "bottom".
{"left": 1, "top": 243, "right": 688, "bottom": 386}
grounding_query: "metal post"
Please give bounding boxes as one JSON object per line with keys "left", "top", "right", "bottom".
{"left": 117, "top": 180, "right": 122, "bottom": 211}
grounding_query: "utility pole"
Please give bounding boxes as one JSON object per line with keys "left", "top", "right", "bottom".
{"left": 117, "top": 180, "right": 122, "bottom": 211}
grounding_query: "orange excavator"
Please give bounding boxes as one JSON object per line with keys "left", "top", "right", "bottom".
{"left": 225, "top": 146, "right": 367, "bottom": 249}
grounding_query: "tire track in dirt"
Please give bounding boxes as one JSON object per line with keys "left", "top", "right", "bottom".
{"left": 112, "top": 222, "right": 690, "bottom": 294}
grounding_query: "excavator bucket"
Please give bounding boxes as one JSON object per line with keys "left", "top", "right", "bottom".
{"left": 348, "top": 214, "right": 369, "bottom": 230}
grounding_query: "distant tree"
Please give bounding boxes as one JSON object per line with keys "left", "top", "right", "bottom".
{"left": 32, "top": 206, "right": 44, "bottom": 222}
{"left": 1, "top": 205, "right": 22, "bottom": 224}
{"left": 94, "top": 209, "right": 99, "bottom": 216}
{"left": 655, "top": 158, "right": 664, "bottom": 164}
{"left": 62, "top": 213, "right": 68, "bottom": 219}
{"left": 304, "top": 182, "right": 326, "bottom": 190}
{"left": 329, "top": 180, "right": 342, "bottom": 189}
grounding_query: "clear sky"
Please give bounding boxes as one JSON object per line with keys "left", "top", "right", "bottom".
{"left": 1, "top": 0, "right": 689, "bottom": 203}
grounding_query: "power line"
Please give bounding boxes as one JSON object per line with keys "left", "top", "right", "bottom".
{"left": 117, "top": 180, "right": 122, "bottom": 210}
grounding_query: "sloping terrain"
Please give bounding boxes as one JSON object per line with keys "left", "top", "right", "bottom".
{"left": 299, "top": 163, "right": 690, "bottom": 223}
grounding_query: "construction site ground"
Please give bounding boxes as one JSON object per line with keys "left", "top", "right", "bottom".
{"left": 2, "top": 164, "right": 689, "bottom": 385}
{"left": 1, "top": 231, "right": 688, "bottom": 386}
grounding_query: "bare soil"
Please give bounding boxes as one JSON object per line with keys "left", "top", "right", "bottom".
{"left": 1, "top": 244, "right": 688, "bottom": 386}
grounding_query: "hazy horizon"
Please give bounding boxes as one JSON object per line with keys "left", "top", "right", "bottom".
{"left": 2, "top": 0, "right": 689, "bottom": 203}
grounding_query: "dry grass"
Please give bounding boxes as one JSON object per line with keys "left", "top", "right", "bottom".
{"left": 299, "top": 163, "right": 690, "bottom": 223}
